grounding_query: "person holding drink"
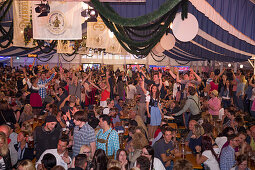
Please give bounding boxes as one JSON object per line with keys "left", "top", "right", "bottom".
{"left": 153, "top": 126, "right": 180, "bottom": 170}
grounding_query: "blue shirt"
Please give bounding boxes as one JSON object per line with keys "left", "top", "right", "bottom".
{"left": 38, "top": 73, "right": 55, "bottom": 99}
{"left": 96, "top": 128, "right": 120, "bottom": 158}
{"left": 220, "top": 145, "right": 235, "bottom": 170}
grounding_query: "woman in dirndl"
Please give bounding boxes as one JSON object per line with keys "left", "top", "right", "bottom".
{"left": 146, "top": 85, "right": 163, "bottom": 140}
{"left": 27, "top": 76, "right": 43, "bottom": 109}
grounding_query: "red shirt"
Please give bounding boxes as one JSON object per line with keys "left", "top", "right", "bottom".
{"left": 101, "top": 89, "right": 110, "bottom": 101}
{"left": 210, "top": 81, "right": 218, "bottom": 91}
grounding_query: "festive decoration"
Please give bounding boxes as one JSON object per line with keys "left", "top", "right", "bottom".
{"left": 160, "top": 33, "right": 176, "bottom": 50}
{"left": 172, "top": 12, "right": 199, "bottom": 42}
{"left": 24, "top": 22, "right": 33, "bottom": 46}
{"left": 90, "top": 0, "right": 187, "bottom": 55}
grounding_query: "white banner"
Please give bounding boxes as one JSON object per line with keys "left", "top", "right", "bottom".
{"left": 86, "top": 17, "right": 110, "bottom": 49}
{"left": 57, "top": 40, "right": 74, "bottom": 53}
{"left": 32, "top": 1, "right": 82, "bottom": 40}
{"left": 13, "top": 0, "right": 36, "bottom": 47}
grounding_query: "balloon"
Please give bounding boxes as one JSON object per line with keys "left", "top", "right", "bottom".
{"left": 152, "top": 42, "right": 165, "bottom": 55}
{"left": 172, "top": 13, "right": 199, "bottom": 42}
{"left": 160, "top": 33, "right": 175, "bottom": 50}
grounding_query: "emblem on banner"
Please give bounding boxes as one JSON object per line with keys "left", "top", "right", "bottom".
{"left": 48, "top": 11, "right": 66, "bottom": 35}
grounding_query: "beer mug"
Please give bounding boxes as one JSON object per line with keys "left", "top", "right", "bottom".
{"left": 28, "top": 136, "right": 34, "bottom": 148}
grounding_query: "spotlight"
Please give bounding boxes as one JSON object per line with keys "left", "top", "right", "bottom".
{"left": 108, "top": 30, "right": 114, "bottom": 39}
{"left": 35, "top": 1, "right": 50, "bottom": 17}
{"left": 89, "top": 10, "right": 96, "bottom": 16}
{"left": 228, "top": 63, "right": 231, "bottom": 67}
{"left": 81, "top": 8, "right": 98, "bottom": 22}
{"left": 240, "top": 64, "right": 243, "bottom": 68}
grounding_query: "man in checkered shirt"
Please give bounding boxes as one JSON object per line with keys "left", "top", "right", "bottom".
{"left": 38, "top": 68, "right": 56, "bottom": 100}
{"left": 73, "top": 111, "right": 96, "bottom": 157}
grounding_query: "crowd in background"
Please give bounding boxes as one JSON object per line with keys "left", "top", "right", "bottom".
{"left": 0, "top": 64, "right": 255, "bottom": 170}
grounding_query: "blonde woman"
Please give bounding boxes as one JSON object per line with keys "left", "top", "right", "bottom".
{"left": 189, "top": 124, "right": 204, "bottom": 153}
{"left": 20, "top": 104, "right": 33, "bottom": 124}
{"left": 17, "top": 159, "right": 35, "bottom": 170}
{"left": 0, "top": 131, "right": 12, "bottom": 169}
{"left": 128, "top": 132, "right": 149, "bottom": 167}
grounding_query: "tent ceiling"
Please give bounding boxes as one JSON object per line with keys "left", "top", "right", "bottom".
{"left": 0, "top": 0, "right": 254, "bottom": 62}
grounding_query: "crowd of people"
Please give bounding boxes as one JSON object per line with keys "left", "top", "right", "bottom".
{"left": 0, "top": 64, "right": 255, "bottom": 170}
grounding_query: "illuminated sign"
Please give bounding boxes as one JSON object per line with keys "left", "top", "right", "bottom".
{"left": 28, "top": 54, "right": 37, "bottom": 58}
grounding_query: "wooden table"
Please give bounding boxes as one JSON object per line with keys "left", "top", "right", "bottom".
{"left": 173, "top": 145, "right": 203, "bottom": 169}
{"left": 173, "top": 154, "right": 203, "bottom": 169}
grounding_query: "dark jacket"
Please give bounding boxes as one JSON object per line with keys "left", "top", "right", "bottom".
{"left": 34, "top": 124, "right": 62, "bottom": 160}
{"left": 68, "top": 167, "right": 84, "bottom": 170}
{"left": 2, "top": 151, "right": 12, "bottom": 169}
{"left": 14, "top": 143, "right": 34, "bottom": 161}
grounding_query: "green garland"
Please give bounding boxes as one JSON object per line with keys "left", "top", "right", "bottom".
{"left": 91, "top": 0, "right": 181, "bottom": 27}
{"left": 181, "top": 0, "right": 189, "bottom": 20}
{"left": 100, "top": 5, "right": 179, "bottom": 55}
{"left": 91, "top": 0, "right": 188, "bottom": 55}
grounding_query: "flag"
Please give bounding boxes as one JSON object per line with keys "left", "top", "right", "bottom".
{"left": 86, "top": 17, "right": 110, "bottom": 49}
{"left": 13, "top": 0, "right": 36, "bottom": 47}
{"left": 32, "top": 1, "right": 82, "bottom": 40}
{"left": 57, "top": 40, "right": 74, "bottom": 54}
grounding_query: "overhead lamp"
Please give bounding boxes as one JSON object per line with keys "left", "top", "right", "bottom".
{"left": 228, "top": 63, "right": 231, "bottom": 67}
{"left": 240, "top": 64, "right": 243, "bottom": 68}
{"left": 108, "top": 30, "right": 114, "bottom": 39}
{"left": 170, "top": 23, "right": 173, "bottom": 29}
{"left": 35, "top": 1, "right": 50, "bottom": 17}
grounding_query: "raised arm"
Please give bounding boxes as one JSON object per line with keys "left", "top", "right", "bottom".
{"left": 231, "top": 69, "right": 236, "bottom": 81}
{"left": 45, "top": 68, "right": 56, "bottom": 83}
{"left": 190, "top": 68, "right": 201, "bottom": 82}
{"left": 249, "top": 75, "right": 255, "bottom": 88}
{"left": 169, "top": 69, "right": 177, "bottom": 79}
{"left": 158, "top": 72, "right": 163, "bottom": 91}
{"left": 215, "top": 68, "right": 225, "bottom": 80}
{"left": 176, "top": 67, "right": 181, "bottom": 83}
{"left": 59, "top": 95, "right": 71, "bottom": 110}
{"left": 82, "top": 72, "right": 92, "bottom": 85}
{"left": 106, "top": 71, "right": 111, "bottom": 92}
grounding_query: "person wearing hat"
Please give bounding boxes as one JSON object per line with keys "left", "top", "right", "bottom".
{"left": 207, "top": 90, "right": 221, "bottom": 121}
{"left": 34, "top": 115, "right": 62, "bottom": 160}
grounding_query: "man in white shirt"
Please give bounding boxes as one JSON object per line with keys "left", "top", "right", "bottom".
{"left": 126, "top": 80, "right": 137, "bottom": 100}
{"left": 36, "top": 136, "right": 72, "bottom": 170}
